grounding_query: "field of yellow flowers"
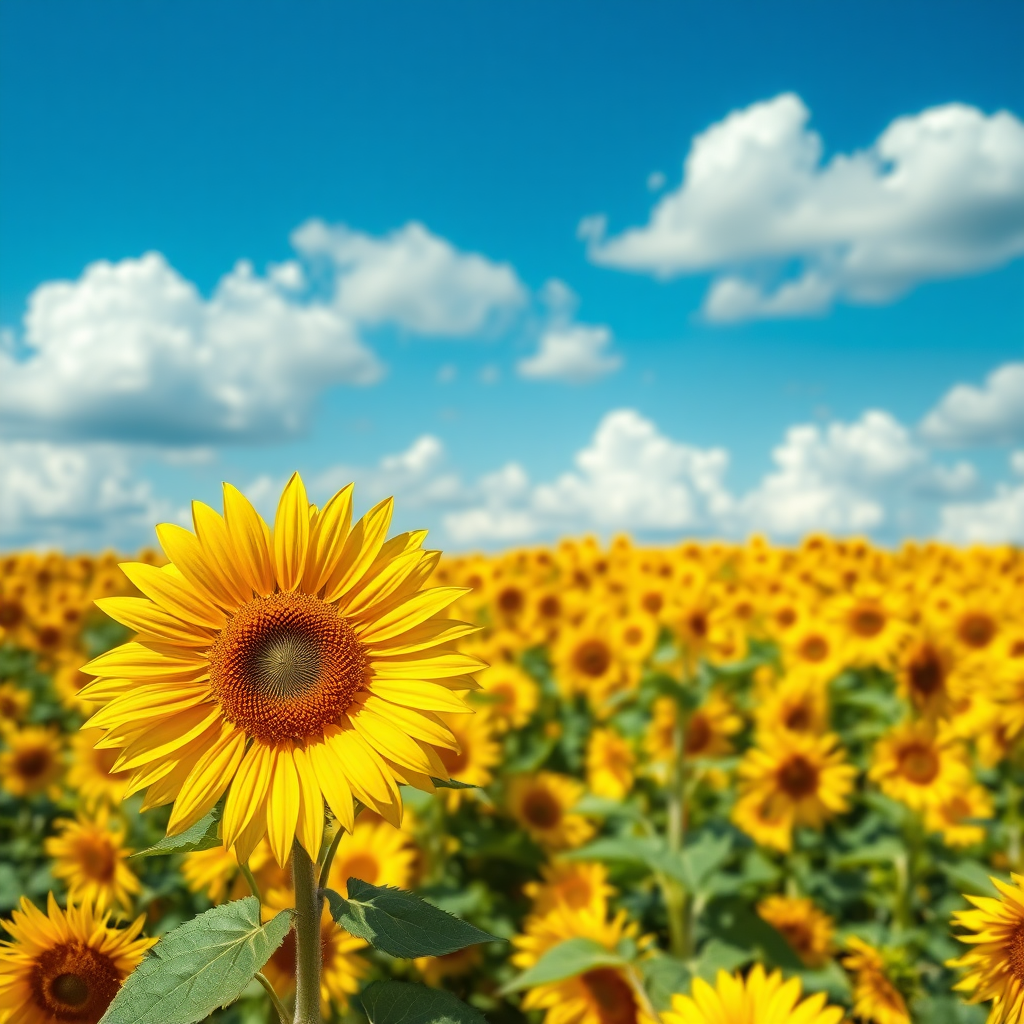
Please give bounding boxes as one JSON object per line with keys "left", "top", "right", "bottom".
{"left": 1, "top": 502, "right": 1023, "bottom": 1024}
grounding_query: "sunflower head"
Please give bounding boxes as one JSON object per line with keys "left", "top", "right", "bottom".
{"left": 80, "top": 474, "right": 483, "bottom": 866}
{"left": 508, "top": 772, "right": 594, "bottom": 851}
{"left": 756, "top": 895, "right": 835, "bottom": 968}
{"left": 0, "top": 893, "right": 155, "bottom": 1024}
{"left": 842, "top": 937, "right": 913, "bottom": 1024}
{"left": 0, "top": 724, "right": 64, "bottom": 799}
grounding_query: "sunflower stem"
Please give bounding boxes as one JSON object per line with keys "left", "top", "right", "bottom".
{"left": 318, "top": 823, "right": 347, "bottom": 891}
{"left": 664, "top": 685, "right": 691, "bottom": 958}
{"left": 240, "top": 862, "right": 263, "bottom": 904}
{"left": 292, "top": 841, "right": 322, "bottom": 1024}
{"left": 255, "top": 971, "right": 290, "bottom": 1024}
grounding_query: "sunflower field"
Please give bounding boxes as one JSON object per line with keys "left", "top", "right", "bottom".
{"left": 1, "top": 477, "right": 1023, "bottom": 1024}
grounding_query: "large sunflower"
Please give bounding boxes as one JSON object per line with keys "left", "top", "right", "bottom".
{"left": 661, "top": 964, "right": 845, "bottom": 1024}
{"left": 79, "top": 475, "right": 483, "bottom": 866}
{"left": 868, "top": 721, "right": 971, "bottom": 812}
{"left": 0, "top": 893, "right": 155, "bottom": 1024}
{"left": 842, "top": 938, "right": 911, "bottom": 1024}
{"left": 949, "top": 872, "right": 1024, "bottom": 1024}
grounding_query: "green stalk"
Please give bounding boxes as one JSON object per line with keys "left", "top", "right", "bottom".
{"left": 664, "top": 689, "right": 691, "bottom": 958}
{"left": 255, "top": 971, "right": 290, "bottom": 1024}
{"left": 291, "top": 841, "right": 322, "bottom": 1024}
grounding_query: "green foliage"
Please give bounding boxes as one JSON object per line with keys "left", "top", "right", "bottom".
{"left": 132, "top": 804, "right": 223, "bottom": 859}
{"left": 501, "top": 937, "right": 629, "bottom": 994}
{"left": 361, "top": 980, "right": 488, "bottom": 1024}
{"left": 99, "top": 898, "right": 292, "bottom": 1024}
{"left": 323, "top": 879, "right": 502, "bottom": 958}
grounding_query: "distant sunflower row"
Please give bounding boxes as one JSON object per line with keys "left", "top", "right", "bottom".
{"left": 1, "top": 520, "right": 1023, "bottom": 1024}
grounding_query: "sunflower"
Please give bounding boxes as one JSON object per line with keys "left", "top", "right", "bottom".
{"left": 924, "top": 784, "right": 994, "bottom": 849}
{"left": 781, "top": 620, "right": 846, "bottom": 683}
{"left": 0, "top": 893, "right": 155, "bottom": 1024}
{"left": 612, "top": 613, "right": 658, "bottom": 665}
{"left": 508, "top": 772, "right": 594, "bottom": 851}
{"left": 436, "top": 709, "right": 502, "bottom": 809}
{"left": 0, "top": 725, "right": 64, "bottom": 799}
{"left": 44, "top": 809, "right": 140, "bottom": 915}
{"left": 732, "top": 732, "right": 856, "bottom": 852}
{"left": 756, "top": 895, "right": 835, "bottom": 968}
{"left": 868, "top": 721, "right": 971, "bottom": 812}
{"left": 513, "top": 902, "right": 655, "bottom": 1024}
{"left": 79, "top": 475, "right": 483, "bottom": 866}
{"left": 754, "top": 672, "right": 829, "bottom": 739}
{"left": 949, "top": 872, "right": 1024, "bottom": 1024}
{"left": 326, "top": 813, "right": 419, "bottom": 896}
{"left": 523, "top": 862, "right": 615, "bottom": 917}
{"left": 67, "top": 729, "right": 132, "bottom": 810}
{"left": 661, "top": 964, "right": 845, "bottom": 1024}
{"left": 895, "top": 634, "right": 955, "bottom": 719}
{"left": 585, "top": 727, "right": 635, "bottom": 800}
{"left": 182, "top": 843, "right": 249, "bottom": 904}
{"left": 643, "top": 693, "right": 741, "bottom": 774}
{"left": 54, "top": 654, "right": 96, "bottom": 714}
{"left": 830, "top": 586, "right": 909, "bottom": 668}
{"left": 0, "top": 682, "right": 30, "bottom": 726}
{"left": 842, "top": 937, "right": 911, "bottom": 1024}
{"left": 471, "top": 662, "right": 539, "bottom": 731}
{"left": 261, "top": 915, "right": 370, "bottom": 1017}
{"left": 553, "top": 619, "right": 627, "bottom": 711}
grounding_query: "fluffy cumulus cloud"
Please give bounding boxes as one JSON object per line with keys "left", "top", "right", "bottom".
{"left": 920, "top": 362, "right": 1024, "bottom": 446}
{"left": 939, "top": 452, "right": 1024, "bottom": 543}
{"left": 0, "top": 221, "right": 537, "bottom": 448}
{"left": 517, "top": 323, "right": 622, "bottom": 383}
{"left": 0, "top": 441, "right": 172, "bottom": 550}
{"left": 444, "top": 410, "right": 733, "bottom": 544}
{"left": 582, "top": 94, "right": 1024, "bottom": 321}
{"left": 443, "top": 408, "right": 988, "bottom": 546}
{"left": 291, "top": 219, "right": 527, "bottom": 336}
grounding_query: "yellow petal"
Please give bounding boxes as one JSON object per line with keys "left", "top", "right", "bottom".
{"left": 85, "top": 684, "right": 211, "bottom": 729}
{"left": 300, "top": 483, "right": 354, "bottom": 594}
{"left": 362, "top": 619, "right": 480, "bottom": 656}
{"left": 192, "top": 501, "right": 253, "bottom": 605}
{"left": 339, "top": 549, "right": 431, "bottom": 617}
{"left": 349, "top": 706, "right": 440, "bottom": 776}
{"left": 267, "top": 745, "right": 301, "bottom": 866}
{"left": 125, "top": 758, "right": 177, "bottom": 799}
{"left": 354, "top": 587, "right": 469, "bottom": 644}
{"left": 223, "top": 483, "right": 275, "bottom": 596}
{"left": 223, "top": 741, "right": 273, "bottom": 849}
{"left": 306, "top": 738, "right": 355, "bottom": 833}
{"left": 140, "top": 754, "right": 200, "bottom": 811}
{"left": 167, "top": 724, "right": 246, "bottom": 835}
{"left": 82, "top": 641, "right": 206, "bottom": 679}
{"left": 273, "top": 472, "right": 310, "bottom": 592}
{"left": 292, "top": 745, "right": 324, "bottom": 858}
{"left": 323, "top": 724, "right": 394, "bottom": 807}
{"left": 323, "top": 497, "right": 394, "bottom": 602}
{"left": 233, "top": 790, "right": 269, "bottom": 864}
{"left": 369, "top": 649, "right": 487, "bottom": 680}
{"left": 118, "top": 563, "right": 226, "bottom": 630}
{"left": 156, "top": 522, "right": 237, "bottom": 610}
{"left": 95, "top": 597, "right": 215, "bottom": 647}
{"left": 110, "top": 706, "right": 223, "bottom": 770}
{"left": 366, "top": 678, "right": 474, "bottom": 714}
{"left": 350, "top": 693, "right": 458, "bottom": 749}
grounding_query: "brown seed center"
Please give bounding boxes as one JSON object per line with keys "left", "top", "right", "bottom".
{"left": 899, "top": 742, "right": 940, "bottom": 784}
{"left": 779, "top": 755, "right": 820, "bottom": 798}
{"left": 574, "top": 640, "right": 611, "bottom": 678}
{"left": 523, "top": 789, "right": 562, "bottom": 830}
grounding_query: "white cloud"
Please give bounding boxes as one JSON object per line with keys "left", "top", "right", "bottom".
{"left": 0, "top": 442, "right": 171, "bottom": 550}
{"left": 584, "top": 94, "right": 1024, "bottom": 321}
{"left": 647, "top": 171, "right": 667, "bottom": 192}
{"left": 920, "top": 362, "right": 1024, "bottom": 446}
{"left": 939, "top": 450, "right": 1024, "bottom": 543}
{"left": 517, "top": 323, "right": 622, "bottom": 383}
{"left": 444, "top": 410, "right": 733, "bottom": 544}
{"left": 291, "top": 219, "right": 527, "bottom": 336}
{"left": 0, "top": 253, "right": 382, "bottom": 444}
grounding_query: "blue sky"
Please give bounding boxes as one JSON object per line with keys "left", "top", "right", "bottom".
{"left": 2, "top": 0, "right": 1022, "bottom": 550}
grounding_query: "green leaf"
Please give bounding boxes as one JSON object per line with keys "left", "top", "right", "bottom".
{"left": 501, "top": 937, "right": 627, "bottom": 994}
{"left": 131, "top": 806, "right": 222, "bottom": 859}
{"left": 833, "top": 837, "right": 905, "bottom": 869}
{"left": 941, "top": 860, "right": 1010, "bottom": 898}
{"left": 99, "top": 897, "right": 292, "bottom": 1024}
{"left": 640, "top": 954, "right": 692, "bottom": 1010}
{"left": 678, "top": 832, "right": 733, "bottom": 892}
{"left": 690, "top": 938, "right": 751, "bottom": 981}
{"left": 361, "top": 980, "right": 488, "bottom": 1024}
{"left": 323, "top": 880, "right": 501, "bottom": 958}
{"left": 574, "top": 795, "right": 647, "bottom": 822}
{"left": 429, "top": 777, "right": 477, "bottom": 789}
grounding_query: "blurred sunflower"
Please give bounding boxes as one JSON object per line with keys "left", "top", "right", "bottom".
{"left": 755, "top": 672, "right": 829, "bottom": 738}
{"left": 842, "top": 938, "right": 911, "bottom": 1024}
{"left": 756, "top": 895, "right": 835, "bottom": 968}
{"left": 326, "top": 813, "right": 419, "bottom": 896}
{"left": 662, "top": 964, "right": 845, "bottom": 1024}
{"left": 831, "top": 586, "right": 909, "bottom": 668}
{"left": 415, "top": 946, "right": 482, "bottom": 988}
{"left": 554, "top": 619, "right": 625, "bottom": 709}
{"left": 508, "top": 772, "right": 594, "bottom": 851}
{"left": 45, "top": 809, "right": 140, "bottom": 915}
{"left": 0, "top": 893, "right": 155, "bottom": 1024}
{"left": 523, "top": 861, "right": 615, "bottom": 917}
{"left": 0, "top": 682, "right": 30, "bottom": 726}
{"left": 924, "top": 784, "right": 994, "bottom": 848}
{"left": 732, "top": 732, "right": 855, "bottom": 852}
{"left": 436, "top": 708, "right": 502, "bottom": 809}
{"left": 896, "top": 634, "right": 955, "bottom": 719}
{"left": 0, "top": 725, "right": 64, "bottom": 799}
{"left": 782, "top": 620, "right": 846, "bottom": 683}
{"left": 472, "top": 662, "right": 539, "bottom": 731}
{"left": 80, "top": 474, "right": 483, "bottom": 866}
{"left": 585, "top": 727, "right": 635, "bottom": 800}
{"left": 949, "top": 872, "right": 1024, "bottom": 1023}
{"left": 67, "top": 728, "right": 132, "bottom": 810}
{"left": 869, "top": 721, "right": 971, "bottom": 812}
